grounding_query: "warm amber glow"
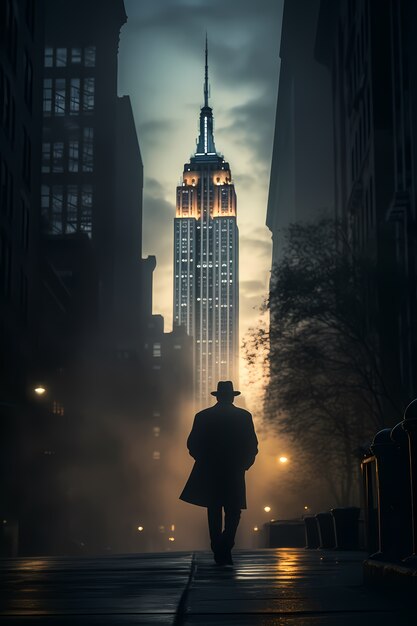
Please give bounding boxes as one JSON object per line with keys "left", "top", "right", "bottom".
{"left": 279, "top": 456, "right": 289, "bottom": 464}
{"left": 170, "top": 524, "right": 175, "bottom": 531}
{"left": 137, "top": 526, "right": 144, "bottom": 532}
{"left": 264, "top": 506, "right": 271, "bottom": 513}
{"left": 253, "top": 526, "right": 259, "bottom": 532}
{"left": 34, "top": 386, "right": 46, "bottom": 396}
{"left": 168, "top": 537, "right": 175, "bottom": 542}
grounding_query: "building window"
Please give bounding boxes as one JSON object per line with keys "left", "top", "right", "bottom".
{"left": 83, "top": 78, "right": 95, "bottom": 112}
{"left": 81, "top": 185, "right": 93, "bottom": 235}
{"left": 66, "top": 186, "right": 78, "bottom": 233}
{"left": 42, "top": 142, "right": 51, "bottom": 173}
{"left": 52, "top": 142, "right": 64, "bottom": 173}
{"left": 70, "top": 78, "right": 80, "bottom": 115}
{"left": 69, "top": 140, "right": 79, "bottom": 172}
{"left": 71, "top": 47, "right": 82, "bottom": 64}
{"left": 153, "top": 342, "right": 161, "bottom": 357}
{"left": 82, "top": 127, "right": 94, "bottom": 171}
{"left": 152, "top": 451, "right": 161, "bottom": 460}
{"left": 54, "top": 78, "right": 66, "bottom": 115}
{"left": 52, "top": 401, "right": 64, "bottom": 416}
{"left": 44, "top": 47, "right": 53, "bottom": 67}
{"left": 153, "top": 427, "right": 160, "bottom": 437}
{"left": 51, "top": 186, "right": 63, "bottom": 233}
{"left": 84, "top": 46, "right": 96, "bottom": 67}
{"left": 43, "top": 78, "right": 52, "bottom": 114}
{"left": 56, "top": 47, "right": 67, "bottom": 67}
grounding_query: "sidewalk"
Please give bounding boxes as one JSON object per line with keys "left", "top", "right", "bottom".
{"left": 0, "top": 549, "right": 415, "bottom": 624}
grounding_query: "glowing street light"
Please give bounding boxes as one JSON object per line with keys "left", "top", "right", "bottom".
{"left": 168, "top": 537, "right": 175, "bottom": 542}
{"left": 264, "top": 506, "right": 271, "bottom": 513}
{"left": 137, "top": 526, "right": 144, "bottom": 532}
{"left": 278, "top": 456, "right": 288, "bottom": 464}
{"left": 304, "top": 506, "right": 309, "bottom": 511}
{"left": 34, "top": 385, "right": 46, "bottom": 396}
{"left": 253, "top": 526, "right": 259, "bottom": 532}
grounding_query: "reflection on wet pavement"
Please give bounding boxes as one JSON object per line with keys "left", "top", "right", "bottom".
{"left": 0, "top": 549, "right": 414, "bottom": 625}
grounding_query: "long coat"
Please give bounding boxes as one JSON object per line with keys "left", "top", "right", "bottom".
{"left": 179, "top": 402, "right": 258, "bottom": 509}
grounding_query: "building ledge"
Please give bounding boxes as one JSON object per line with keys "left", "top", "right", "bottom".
{"left": 364, "top": 557, "right": 417, "bottom": 588}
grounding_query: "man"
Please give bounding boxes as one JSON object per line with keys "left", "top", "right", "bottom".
{"left": 180, "top": 381, "right": 258, "bottom": 565}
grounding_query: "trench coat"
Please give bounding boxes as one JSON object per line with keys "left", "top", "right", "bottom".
{"left": 179, "top": 402, "right": 258, "bottom": 509}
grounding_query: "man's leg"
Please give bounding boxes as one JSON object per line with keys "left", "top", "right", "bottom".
{"left": 207, "top": 505, "right": 223, "bottom": 562}
{"left": 223, "top": 506, "right": 241, "bottom": 564}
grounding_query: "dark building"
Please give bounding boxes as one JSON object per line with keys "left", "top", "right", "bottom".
{"left": 315, "top": 0, "right": 417, "bottom": 406}
{"left": 0, "top": 0, "right": 45, "bottom": 555}
{"left": 266, "top": 0, "right": 333, "bottom": 266}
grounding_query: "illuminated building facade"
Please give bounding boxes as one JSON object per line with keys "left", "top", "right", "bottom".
{"left": 173, "top": 41, "right": 239, "bottom": 407}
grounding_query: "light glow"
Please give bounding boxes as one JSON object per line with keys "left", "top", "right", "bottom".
{"left": 34, "top": 386, "right": 46, "bottom": 395}
{"left": 279, "top": 456, "right": 288, "bottom": 464}
{"left": 264, "top": 506, "right": 271, "bottom": 513}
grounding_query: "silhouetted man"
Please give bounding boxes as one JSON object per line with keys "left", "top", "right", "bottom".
{"left": 180, "top": 381, "right": 258, "bottom": 565}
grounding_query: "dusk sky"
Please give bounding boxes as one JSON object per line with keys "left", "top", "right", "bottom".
{"left": 118, "top": 0, "right": 284, "bottom": 357}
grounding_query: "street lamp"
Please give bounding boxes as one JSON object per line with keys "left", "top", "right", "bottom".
{"left": 34, "top": 385, "right": 47, "bottom": 396}
{"left": 278, "top": 456, "right": 288, "bottom": 464}
{"left": 137, "top": 526, "right": 144, "bottom": 532}
{"left": 264, "top": 506, "right": 271, "bottom": 513}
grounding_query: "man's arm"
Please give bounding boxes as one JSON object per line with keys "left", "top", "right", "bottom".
{"left": 243, "top": 413, "right": 258, "bottom": 470}
{"left": 186, "top": 413, "right": 202, "bottom": 460}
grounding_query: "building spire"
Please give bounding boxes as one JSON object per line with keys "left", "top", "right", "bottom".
{"left": 204, "top": 33, "right": 209, "bottom": 107}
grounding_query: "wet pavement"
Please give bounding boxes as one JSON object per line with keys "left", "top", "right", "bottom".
{"left": 0, "top": 549, "right": 415, "bottom": 625}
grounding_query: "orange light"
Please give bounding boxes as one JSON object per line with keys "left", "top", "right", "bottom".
{"left": 264, "top": 506, "right": 271, "bottom": 513}
{"left": 168, "top": 537, "right": 175, "bottom": 542}
{"left": 279, "top": 456, "right": 288, "bottom": 464}
{"left": 137, "top": 526, "right": 144, "bottom": 532}
{"left": 253, "top": 526, "right": 259, "bottom": 532}
{"left": 34, "top": 386, "right": 46, "bottom": 395}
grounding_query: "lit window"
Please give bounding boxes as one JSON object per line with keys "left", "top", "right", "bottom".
{"left": 153, "top": 451, "right": 160, "bottom": 460}
{"left": 153, "top": 427, "right": 160, "bottom": 437}
{"left": 153, "top": 342, "right": 161, "bottom": 357}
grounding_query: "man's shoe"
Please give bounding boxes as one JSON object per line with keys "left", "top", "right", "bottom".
{"left": 213, "top": 550, "right": 226, "bottom": 565}
{"left": 223, "top": 549, "right": 233, "bottom": 566}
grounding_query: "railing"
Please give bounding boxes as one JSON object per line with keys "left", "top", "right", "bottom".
{"left": 361, "top": 399, "right": 417, "bottom": 565}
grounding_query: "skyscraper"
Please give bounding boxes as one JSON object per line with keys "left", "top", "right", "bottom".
{"left": 173, "top": 40, "right": 239, "bottom": 407}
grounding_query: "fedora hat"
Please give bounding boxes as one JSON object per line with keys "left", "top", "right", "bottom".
{"left": 211, "top": 380, "right": 241, "bottom": 397}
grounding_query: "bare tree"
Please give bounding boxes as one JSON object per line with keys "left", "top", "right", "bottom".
{"left": 245, "top": 218, "right": 403, "bottom": 504}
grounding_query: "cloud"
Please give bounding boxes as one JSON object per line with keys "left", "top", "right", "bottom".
{"left": 240, "top": 232, "right": 272, "bottom": 259}
{"left": 142, "top": 177, "right": 174, "bottom": 267}
{"left": 139, "top": 119, "right": 177, "bottom": 147}
{"left": 240, "top": 279, "right": 267, "bottom": 296}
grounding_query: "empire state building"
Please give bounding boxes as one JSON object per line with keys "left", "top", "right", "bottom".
{"left": 173, "top": 41, "right": 239, "bottom": 407}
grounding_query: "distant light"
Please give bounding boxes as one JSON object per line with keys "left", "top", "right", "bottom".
{"left": 137, "top": 526, "right": 144, "bottom": 532}
{"left": 2, "top": 520, "right": 7, "bottom": 525}
{"left": 279, "top": 456, "right": 288, "bottom": 464}
{"left": 34, "top": 386, "right": 46, "bottom": 395}
{"left": 264, "top": 506, "right": 271, "bottom": 513}
{"left": 253, "top": 526, "right": 259, "bottom": 532}
{"left": 304, "top": 506, "right": 309, "bottom": 511}
{"left": 170, "top": 524, "right": 175, "bottom": 532}
{"left": 168, "top": 537, "right": 175, "bottom": 542}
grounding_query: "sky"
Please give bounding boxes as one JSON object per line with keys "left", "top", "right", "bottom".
{"left": 118, "top": 0, "right": 284, "bottom": 376}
